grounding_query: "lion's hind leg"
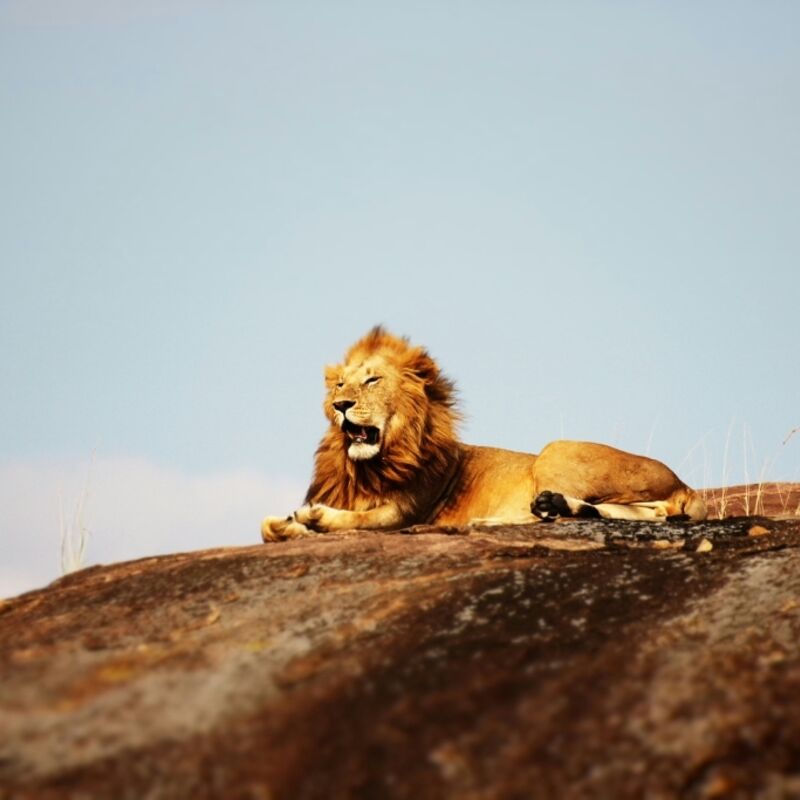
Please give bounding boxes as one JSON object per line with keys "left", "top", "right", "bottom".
{"left": 532, "top": 491, "right": 603, "bottom": 521}
{"left": 531, "top": 491, "right": 705, "bottom": 522}
{"left": 531, "top": 441, "right": 708, "bottom": 523}
{"left": 531, "top": 491, "right": 669, "bottom": 521}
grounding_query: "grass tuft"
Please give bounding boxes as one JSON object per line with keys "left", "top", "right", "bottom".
{"left": 687, "top": 421, "right": 799, "bottom": 520}
{"left": 59, "top": 455, "right": 94, "bottom": 575}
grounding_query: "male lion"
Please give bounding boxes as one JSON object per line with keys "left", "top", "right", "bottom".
{"left": 261, "top": 327, "right": 706, "bottom": 541}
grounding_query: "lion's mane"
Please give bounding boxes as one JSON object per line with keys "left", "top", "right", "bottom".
{"left": 304, "top": 327, "right": 462, "bottom": 520}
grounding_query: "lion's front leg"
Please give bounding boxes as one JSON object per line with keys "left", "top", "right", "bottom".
{"left": 293, "top": 503, "right": 359, "bottom": 533}
{"left": 294, "top": 502, "right": 406, "bottom": 532}
{"left": 261, "top": 515, "right": 314, "bottom": 542}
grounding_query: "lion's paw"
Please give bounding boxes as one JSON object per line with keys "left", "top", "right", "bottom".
{"left": 531, "top": 491, "right": 572, "bottom": 521}
{"left": 261, "top": 515, "right": 314, "bottom": 542}
{"left": 293, "top": 503, "right": 337, "bottom": 532}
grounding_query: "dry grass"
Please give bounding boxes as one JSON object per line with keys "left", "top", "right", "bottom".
{"left": 59, "top": 456, "right": 93, "bottom": 575}
{"left": 702, "top": 482, "right": 800, "bottom": 520}
{"left": 692, "top": 422, "right": 800, "bottom": 520}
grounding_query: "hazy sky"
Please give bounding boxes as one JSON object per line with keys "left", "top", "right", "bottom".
{"left": 2, "top": 1, "right": 799, "bottom": 597}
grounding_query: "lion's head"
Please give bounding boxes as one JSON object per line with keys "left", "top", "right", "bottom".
{"left": 305, "top": 327, "right": 460, "bottom": 508}
{"left": 323, "top": 326, "right": 458, "bottom": 464}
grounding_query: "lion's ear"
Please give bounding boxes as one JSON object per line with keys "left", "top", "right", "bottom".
{"left": 405, "top": 348, "right": 439, "bottom": 385}
{"left": 324, "top": 365, "right": 339, "bottom": 387}
{"left": 405, "top": 347, "right": 457, "bottom": 407}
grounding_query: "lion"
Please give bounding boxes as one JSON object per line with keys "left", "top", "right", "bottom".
{"left": 261, "top": 326, "right": 706, "bottom": 541}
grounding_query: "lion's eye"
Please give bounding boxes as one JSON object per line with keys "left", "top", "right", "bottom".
{"left": 336, "top": 382, "right": 344, "bottom": 388}
{"left": 364, "top": 376, "right": 381, "bottom": 385}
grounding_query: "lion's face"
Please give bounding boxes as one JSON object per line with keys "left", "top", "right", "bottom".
{"left": 319, "top": 327, "right": 458, "bottom": 477}
{"left": 324, "top": 354, "right": 399, "bottom": 461}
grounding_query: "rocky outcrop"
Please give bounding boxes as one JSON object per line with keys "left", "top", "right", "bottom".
{"left": 702, "top": 481, "right": 800, "bottom": 520}
{"left": 2, "top": 493, "right": 800, "bottom": 799}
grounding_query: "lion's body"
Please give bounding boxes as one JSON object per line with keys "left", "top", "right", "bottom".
{"left": 434, "top": 445, "right": 538, "bottom": 525}
{"left": 261, "top": 327, "right": 706, "bottom": 541}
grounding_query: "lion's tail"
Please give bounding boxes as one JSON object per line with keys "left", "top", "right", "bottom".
{"left": 678, "top": 488, "right": 708, "bottom": 521}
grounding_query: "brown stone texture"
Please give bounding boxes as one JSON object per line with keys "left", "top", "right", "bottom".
{"left": 2, "top": 490, "right": 800, "bottom": 799}
{"left": 703, "top": 482, "right": 800, "bottom": 520}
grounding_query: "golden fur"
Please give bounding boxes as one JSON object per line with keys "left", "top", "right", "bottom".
{"left": 261, "top": 327, "right": 706, "bottom": 541}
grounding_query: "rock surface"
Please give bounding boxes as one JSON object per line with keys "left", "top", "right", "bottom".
{"left": 2, "top": 492, "right": 800, "bottom": 799}
{"left": 703, "top": 482, "right": 800, "bottom": 520}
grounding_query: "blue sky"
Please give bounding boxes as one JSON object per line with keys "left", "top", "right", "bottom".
{"left": 1, "top": 1, "right": 799, "bottom": 596}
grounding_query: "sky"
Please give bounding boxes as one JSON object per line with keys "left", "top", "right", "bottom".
{"left": 1, "top": 1, "right": 798, "bottom": 597}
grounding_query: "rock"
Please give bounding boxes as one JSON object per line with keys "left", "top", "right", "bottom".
{"left": 2, "top": 514, "right": 800, "bottom": 798}
{"left": 703, "top": 482, "right": 800, "bottom": 519}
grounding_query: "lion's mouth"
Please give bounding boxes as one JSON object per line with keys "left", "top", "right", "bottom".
{"left": 342, "top": 419, "right": 380, "bottom": 446}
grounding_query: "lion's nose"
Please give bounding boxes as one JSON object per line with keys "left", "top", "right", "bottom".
{"left": 333, "top": 400, "right": 355, "bottom": 413}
